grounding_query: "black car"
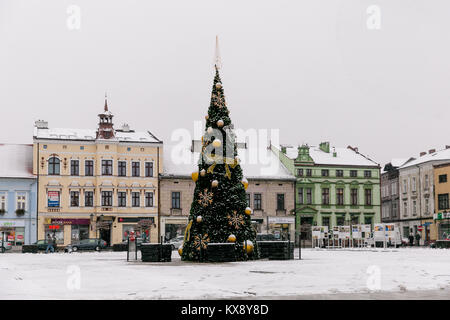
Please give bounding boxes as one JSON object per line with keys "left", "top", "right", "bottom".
{"left": 65, "top": 238, "right": 107, "bottom": 252}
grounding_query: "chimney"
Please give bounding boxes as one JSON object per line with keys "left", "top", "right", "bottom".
{"left": 121, "top": 123, "right": 130, "bottom": 132}
{"left": 429, "top": 149, "right": 436, "bottom": 154}
{"left": 332, "top": 147, "right": 337, "bottom": 157}
{"left": 319, "top": 142, "right": 330, "bottom": 153}
{"left": 446, "top": 145, "right": 450, "bottom": 150}
{"left": 281, "top": 146, "right": 287, "bottom": 154}
{"left": 420, "top": 152, "right": 426, "bottom": 157}
{"left": 34, "top": 120, "right": 48, "bottom": 129}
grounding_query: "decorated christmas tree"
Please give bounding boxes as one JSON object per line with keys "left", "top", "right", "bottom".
{"left": 181, "top": 39, "right": 257, "bottom": 262}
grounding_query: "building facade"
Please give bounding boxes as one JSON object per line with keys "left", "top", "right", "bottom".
{"left": 433, "top": 162, "right": 450, "bottom": 240}
{"left": 33, "top": 100, "right": 163, "bottom": 246}
{"left": 0, "top": 144, "right": 37, "bottom": 246}
{"left": 160, "top": 141, "right": 296, "bottom": 242}
{"left": 381, "top": 159, "right": 410, "bottom": 223}
{"left": 398, "top": 147, "right": 450, "bottom": 243}
{"left": 272, "top": 142, "right": 381, "bottom": 242}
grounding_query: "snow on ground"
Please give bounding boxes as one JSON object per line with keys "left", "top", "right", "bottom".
{"left": 1, "top": 248, "right": 450, "bottom": 299}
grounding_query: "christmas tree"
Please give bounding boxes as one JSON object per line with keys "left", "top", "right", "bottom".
{"left": 181, "top": 41, "right": 257, "bottom": 262}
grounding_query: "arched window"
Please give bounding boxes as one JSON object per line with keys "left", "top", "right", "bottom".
{"left": 48, "top": 157, "right": 60, "bottom": 175}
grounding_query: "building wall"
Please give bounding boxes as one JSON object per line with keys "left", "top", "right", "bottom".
{"left": 159, "top": 176, "right": 296, "bottom": 241}
{"left": 434, "top": 163, "right": 450, "bottom": 240}
{"left": 381, "top": 170, "right": 400, "bottom": 223}
{"left": 33, "top": 139, "right": 163, "bottom": 245}
{"left": 0, "top": 178, "right": 37, "bottom": 245}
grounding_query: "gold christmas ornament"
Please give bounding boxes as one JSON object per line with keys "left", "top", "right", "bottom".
{"left": 215, "top": 83, "right": 222, "bottom": 89}
{"left": 207, "top": 127, "right": 213, "bottom": 134}
{"left": 241, "top": 178, "right": 249, "bottom": 190}
{"left": 200, "top": 169, "right": 206, "bottom": 177}
{"left": 211, "top": 180, "right": 219, "bottom": 188}
{"left": 205, "top": 115, "right": 209, "bottom": 120}
{"left": 228, "top": 234, "right": 236, "bottom": 242}
{"left": 198, "top": 189, "right": 213, "bottom": 207}
{"left": 235, "top": 156, "right": 240, "bottom": 164}
{"left": 243, "top": 240, "right": 254, "bottom": 254}
{"left": 217, "top": 120, "right": 224, "bottom": 128}
{"left": 212, "top": 139, "right": 222, "bottom": 148}
{"left": 196, "top": 215, "right": 203, "bottom": 223}
{"left": 191, "top": 172, "right": 199, "bottom": 182}
{"left": 245, "top": 207, "right": 252, "bottom": 215}
{"left": 178, "top": 246, "right": 183, "bottom": 256}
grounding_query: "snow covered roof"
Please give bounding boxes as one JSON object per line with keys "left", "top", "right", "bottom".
{"left": 162, "top": 143, "right": 295, "bottom": 181}
{"left": 400, "top": 148, "right": 450, "bottom": 169}
{"left": 34, "top": 127, "right": 161, "bottom": 144}
{"left": 280, "top": 145, "right": 379, "bottom": 167}
{"left": 0, "top": 144, "right": 35, "bottom": 179}
{"left": 381, "top": 158, "right": 411, "bottom": 173}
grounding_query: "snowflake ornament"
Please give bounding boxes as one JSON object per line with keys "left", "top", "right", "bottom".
{"left": 193, "top": 234, "right": 210, "bottom": 251}
{"left": 227, "top": 210, "right": 245, "bottom": 229}
{"left": 198, "top": 189, "right": 213, "bottom": 207}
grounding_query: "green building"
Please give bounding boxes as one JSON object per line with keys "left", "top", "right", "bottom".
{"left": 271, "top": 142, "right": 381, "bottom": 241}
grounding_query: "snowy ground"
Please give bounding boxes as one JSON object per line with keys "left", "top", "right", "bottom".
{"left": 1, "top": 248, "right": 450, "bottom": 299}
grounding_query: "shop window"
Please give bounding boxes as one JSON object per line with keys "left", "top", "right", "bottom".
{"left": 45, "top": 226, "right": 64, "bottom": 244}
{"left": 71, "top": 225, "right": 89, "bottom": 242}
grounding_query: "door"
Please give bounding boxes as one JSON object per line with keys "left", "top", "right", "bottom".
{"left": 100, "top": 228, "right": 111, "bottom": 246}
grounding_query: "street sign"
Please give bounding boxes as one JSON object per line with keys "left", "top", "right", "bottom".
{"left": 417, "top": 226, "right": 424, "bottom": 231}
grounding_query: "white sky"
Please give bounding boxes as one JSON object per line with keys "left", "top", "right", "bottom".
{"left": 1, "top": 0, "right": 449, "bottom": 166}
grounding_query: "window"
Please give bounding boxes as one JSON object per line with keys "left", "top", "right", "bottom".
{"left": 351, "top": 215, "right": 359, "bottom": 225}
{"left": 118, "top": 192, "right": 127, "bottom": 207}
{"left": 132, "top": 192, "right": 140, "bottom": 207}
{"left": 0, "top": 193, "right": 6, "bottom": 211}
{"left": 322, "top": 217, "right": 330, "bottom": 227}
{"left": 85, "top": 191, "right": 93, "bottom": 207}
{"left": 118, "top": 161, "right": 127, "bottom": 177}
{"left": 70, "top": 191, "right": 79, "bottom": 207}
{"left": 439, "top": 174, "right": 448, "bottom": 183}
{"left": 351, "top": 188, "right": 358, "bottom": 205}
{"left": 306, "top": 169, "right": 312, "bottom": 177}
{"left": 306, "top": 188, "right": 312, "bottom": 204}
{"left": 391, "top": 182, "right": 397, "bottom": 195}
{"left": 298, "top": 188, "right": 304, "bottom": 205}
{"left": 70, "top": 160, "right": 79, "bottom": 176}
{"left": 336, "top": 216, "right": 344, "bottom": 226}
{"left": 403, "top": 179, "right": 407, "bottom": 193}
{"left": 254, "top": 193, "right": 262, "bottom": 210}
{"left": 321, "top": 169, "right": 329, "bottom": 177}
{"left": 365, "top": 189, "right": 372, "bottom": 205}
{"left": 364, "top": 170, "right": 372, "bottom": 178}
{"left": 364, "top": 217, "right": 372, "bottom": 227}
{"left": 102, "top": 160, "right": 113, "bottom": 176}
{"left": 132, "top": 162, "right": 140, "bottom": 177}
{"left": 145, "top": 162, "right": 154, "bottom": 177}
{"left": 424, "top": 175, "right": 429, "bottom": 189}
{"left": 412, "top": 200, "right": 417, "bottom": 216}
{"left": 297, "top": 169, "right": 303, "bottom": 177}
{"left": 404, "top": 201, "right": 408, "bottom": 217}
{"left": 321, "top": 188, "right": 330, "bottom": 205}
{"left": 85, "top": 160, "right": 94, "bottom": 176}
{"left": 101, "top": 191, "right": 112, "bottom": 206}
{"left": 48, "top": 157, "right": 60, "bottom": 175}
{"left": 16, "top": 192, "right": 26, "bottom": 210}
{"left": 438, "top": 194, "right": 449, "bottom": 210}
{"left": 172, "top": 192, "right": 181, "bottom": 209}
{"left": 350, "top": 170, "right": 357, "bottom": 177}
{"left": 425, "top": 199, "right": 429, "bottom": 214}
{"left": 246, "top": 193, "right": 251, "bottom": 207}
{"left": 145, "top": 192, "right": 154, "bottom": 207}
{"left": 277, "top": 194, "right": 285, "bottom": 210}
{"left": 412, "top": 177, "right": 416, "bottom": 192}
{"left": 336, "top": 170, "right": 343, "bottom": 177}
{"left": 336, "top": 188, "right": 344, "bottom": 205}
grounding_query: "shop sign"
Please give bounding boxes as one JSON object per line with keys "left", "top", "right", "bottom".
{"left": 251, "top": 219, "right": 264, "bottom": 224}
{"left": 51, "top": 218, "right": 90, "bottom": 225}
{"left": 118, "top": 217, "right": 155, "bottom": 223}
{"left": 48, "top": 191, "right": 60, "bottom": 207}
{"left": 434, "top": 212, "right": 450, "bottom": 220}
{"left": 268, "top": 217, "right": 295, "bottom": 224}
{"left": 0, "top": 220, "right": 25, "bottom": 227}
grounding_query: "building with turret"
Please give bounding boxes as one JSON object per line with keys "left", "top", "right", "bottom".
{"left": 32, "top": 97, "right": 163, "bottom": 246}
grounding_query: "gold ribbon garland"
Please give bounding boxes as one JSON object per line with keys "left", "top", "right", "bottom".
{"left": 184, "top": 220, "right": 193, "bottom": 243}
{"left": 204, "top": 154, "right": 239, "bottom": 179}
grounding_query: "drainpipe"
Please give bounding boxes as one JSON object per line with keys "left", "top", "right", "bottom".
{"left": 417, "top": 165, "right": 423, "bottom": 244}
{"left": 36, "top": 142, "right": 40, "bottom": 242}
{"left": 157, "top": 145, "right": 160, "bottom": 243}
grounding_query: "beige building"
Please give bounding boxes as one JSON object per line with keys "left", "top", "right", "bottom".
{"left": 160, "top": 141, "right": 296, "bottom": 242}
{"left": 33, "top": 99, "right": 163, "bottom": 246}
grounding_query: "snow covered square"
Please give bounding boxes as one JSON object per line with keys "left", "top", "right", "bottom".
{"left": 1, "top": 248, "right": 450, "bottom": 299}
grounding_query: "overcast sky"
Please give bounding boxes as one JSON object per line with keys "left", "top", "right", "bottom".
{"left": 1, "top": 0, "right": 449, "bottom": 166}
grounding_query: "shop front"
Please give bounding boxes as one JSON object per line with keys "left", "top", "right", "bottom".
{"left": 0, "top": 220, "right": 26, "bottom": 246}
{"left": 44, "top": 218, "right": 91, "bottom": 245}
{"left": 161, "top": 217, "right": 188, "bottom": 241}
{"left": 267, "top": 216, "right": 295, "bottom": 240}
{"left": 117, "top": 217, "right": 157, "bottom": 243}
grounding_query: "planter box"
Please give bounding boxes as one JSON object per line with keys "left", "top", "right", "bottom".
{"left": 22, "top": 245, "right": 38, "bottom": 253}
{"left": 435, "top": 240, "right": 450, "bottom": 249}
{"left": 206, "top": 243, "right": 236, "bottom": 262}
{"left": 113, "top": 243, "right": 128, "bottom": 252}
{"left": 257, "top": 241, "right": 294, "bottom": 260}
{"left": 140, "top": 243, "right": 172, "bottom": 262}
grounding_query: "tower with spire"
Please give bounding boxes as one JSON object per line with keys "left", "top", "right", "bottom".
{"left": 96, "top": 93, "right": 115, "bottom": 139}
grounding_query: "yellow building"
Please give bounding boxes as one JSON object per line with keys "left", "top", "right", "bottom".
{"left": 434, "top": 162, "right": 450, "bottom": 240}
{"left": 33, "top": 99, "right": 163, "bottom": 246}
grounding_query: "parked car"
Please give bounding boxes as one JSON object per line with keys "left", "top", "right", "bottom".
{"left": 256, "top": 233, "right": 277, "bottom": 241}
{"left": 168, "top": 235, "right": 184, "bottom": 250}
{"left": 65, "top": 238, "right": 107, "bottom": 252}
{"left": 0, "top": 240, "right": 12, "bottom": 253}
